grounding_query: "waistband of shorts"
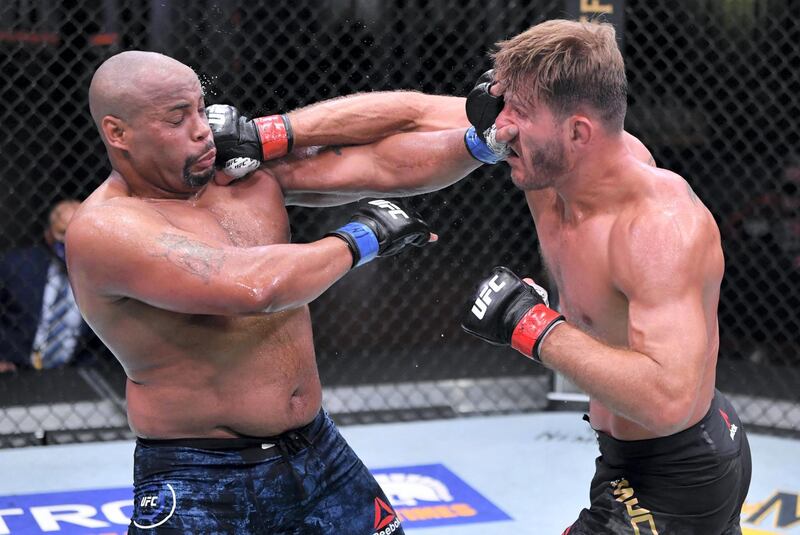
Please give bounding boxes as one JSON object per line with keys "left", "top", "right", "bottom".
{"left": 595, "top": 390, "right": 735, "bottom": 463}
{"left": 135, "top": 408, "right": 326, "bottom": 451}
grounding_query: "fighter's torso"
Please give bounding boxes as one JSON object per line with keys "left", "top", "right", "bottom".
{"left": 532, "top": 194, "right": 629, "bottom": 344}
{"left": 73, "top": 170, "right": 322, "bottom": 438}
{"left": 526, "top": 182, "right": 719, "bottom": 440}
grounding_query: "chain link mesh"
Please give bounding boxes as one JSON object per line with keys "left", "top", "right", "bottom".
{"left": 0, "top": 0, "right": 797, "bottom": 447}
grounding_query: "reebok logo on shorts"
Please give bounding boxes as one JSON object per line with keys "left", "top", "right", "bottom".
{"left": 372, "top": 497, "right": 401, "bottom": 535}
{"left": 719, "top": 409, "right": 738, "bottom": 440}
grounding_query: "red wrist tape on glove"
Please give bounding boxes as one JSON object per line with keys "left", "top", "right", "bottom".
{"left": 254, "top": 115, "right": 291, "bottom": 159}
{"left": 510, "top": 304, "right": 564, "bottom": 360}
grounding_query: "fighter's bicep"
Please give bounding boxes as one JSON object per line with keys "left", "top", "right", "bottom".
{"left": 625, "top": 287, "right": 708, "bottom": 368}
{"left": 612, "top": 213, "right": 710, "bottom": 369}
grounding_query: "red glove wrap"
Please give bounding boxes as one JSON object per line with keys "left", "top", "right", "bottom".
{"left": 253, "top": 115, "right": 292, "bottom": 160}
{"left": 510, "top": 304, "right": 564, "bottom": 360}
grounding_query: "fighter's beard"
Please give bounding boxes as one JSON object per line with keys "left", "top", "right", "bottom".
{"left": 183, "top": 165, "right": 215, "bottom": 188}
{"left": 519, "top": 138, "right": 568, "bottom": 191}
{"left": 183, "top": 142, "right": 216, "bottom": 188}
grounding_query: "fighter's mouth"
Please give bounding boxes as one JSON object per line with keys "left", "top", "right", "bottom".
{"left": 194, "top": 148, "right": 217, "bottom": 166}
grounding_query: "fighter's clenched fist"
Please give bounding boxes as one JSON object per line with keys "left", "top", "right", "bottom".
{"left": 461, "top": 266, "right": 564, "bottom": 361}
{"left": 207, "top": 104, "right": 293, "bottom": 179}
{"left": 327, "top": 199, "right": 434, "bottom": 268}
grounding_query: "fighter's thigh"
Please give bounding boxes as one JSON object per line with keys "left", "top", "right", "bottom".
{"left": 305, "top": 455, "right": 404, "bottom": 535}
{"left": 562, "top": 500, "right": 653, "bottom": 535}
{"left": 566, "top": 464, "right": 749, "bottom": 535}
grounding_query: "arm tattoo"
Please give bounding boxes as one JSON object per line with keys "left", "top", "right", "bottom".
{"left": 153, "top": 233, "right": 224, "bottom": 283}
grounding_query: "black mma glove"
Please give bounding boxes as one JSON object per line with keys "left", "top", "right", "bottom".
{"left": 466, "top": 69, "right": 505, "bottom": 140}
{"left": 461, "top": 266, "right": 565, "bottom": 362}
{"left": 206, "top": 104, "right": 294, "bottom": 179}
{"left": 464, "top": 69, "right": 509, "bottom": 164}
{"left": 326, "top": 199, "right": 432, "bottom": 268}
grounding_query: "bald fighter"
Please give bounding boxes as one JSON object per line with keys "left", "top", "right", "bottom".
{"left": 459, "top": 20, "right": 751, "bottom": 533}
{"left": 66, "top": 51, "right": 491, "bottom": 534}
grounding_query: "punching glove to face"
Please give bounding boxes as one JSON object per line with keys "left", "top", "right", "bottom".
{"left": 464, "top": 69, "right": 509, "bottom": 164}
{"left": 206, "top": 104, "right": 294, "bottom": 179}
{"left": 326, "top": 199, "right": 433, "bottom": 268}
{"left": 461, "top": 267, "right": 565, "bottom": 362}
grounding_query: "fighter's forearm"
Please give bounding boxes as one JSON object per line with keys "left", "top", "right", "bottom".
{"left": 248, "top": 239, "right": 353, "bottom": 313}
{"left": 274, "top": 128, "right": 482, "bottom": 207}
{"left": 365, "top": 128, "right": 482, "bottom": 195}
{"left": 288, "top": 91, "right": 468, "bottom": 147}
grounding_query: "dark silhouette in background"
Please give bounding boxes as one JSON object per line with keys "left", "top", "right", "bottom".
{"left": 0, "top": 200, "right": 95, "bottom": 372}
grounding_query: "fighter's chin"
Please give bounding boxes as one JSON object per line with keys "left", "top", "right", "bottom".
{"left": 509, "top": 167, "right": 531, "bottom": 190}
{"left": 184, "top": 167, "right": 215, "bottom": 188}
{"left": 510, "top": 169, "right": 549, "bottom": 192}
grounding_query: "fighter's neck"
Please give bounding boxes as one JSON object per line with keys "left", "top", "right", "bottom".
{"left": 552, "top": 142, "right": 641, "bottom": 223}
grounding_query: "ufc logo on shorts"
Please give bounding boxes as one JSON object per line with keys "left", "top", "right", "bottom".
{"left": 471, "top": 275, "right": 506, "bottom": 319}
{"left": 141, "top": 495, "right": 158, "bottom": 507}
{"left": 369, "top": 200, "right": 408, "bottom": 219}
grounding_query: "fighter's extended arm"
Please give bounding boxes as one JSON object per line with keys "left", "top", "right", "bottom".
{"left": 462, "top": 209, "right": 721, "bottom": 436}
{"left": 66, "top": 200, "right": 433, "bottom": 315}
{"left": 208, "top": 92, "right": 468, "bottom": 180}
{"left": 289, "top": 91, "right": 468, "bottom": 144}
{"left": 259, "top": 78, "right": 513, "bottom": 205}
{"left": 269, "top": 128, "right": 483, "bottom": 206}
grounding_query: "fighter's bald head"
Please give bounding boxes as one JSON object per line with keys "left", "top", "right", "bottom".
{"left": 89, "top": 51, "right": 198, "bottom": 136}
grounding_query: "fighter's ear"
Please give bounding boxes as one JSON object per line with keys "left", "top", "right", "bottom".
{"left": 568, "top": 114, "right": 593, "bottom": 147}
{"left": 101, "top": 115, "right": 130, "bottom": 150}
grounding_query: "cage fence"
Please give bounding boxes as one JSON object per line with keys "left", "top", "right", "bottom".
{"left": 0, "top": 0, "right": 798, "bottom": 447}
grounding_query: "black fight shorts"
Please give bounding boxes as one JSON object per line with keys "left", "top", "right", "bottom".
{"left": 564, "top": 390, "right": 751, "bottom": 535}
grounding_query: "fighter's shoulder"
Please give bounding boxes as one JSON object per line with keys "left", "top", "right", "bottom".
{"left": 66, "top": 197, "right": 165, "bottom": 254}
{"left": 630, "top": 194, "right": 709, "bottom": 245}
{"left": 623, "top": 131, "right": 656, "bottom": 166}
{"left": 611, "top": 175, "right": 717, "bottom": 275}
{"left": 649, "top": 168, "right": 713, "bottom": 225}
{"left": 74, "top": 196, "right": 163, "bottom": 227}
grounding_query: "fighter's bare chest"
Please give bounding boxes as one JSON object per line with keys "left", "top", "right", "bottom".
{"left": 207, "top": 202, "right": 291, "bottom": 247}
{"left": 150, "top": 188, "right": 290, "bottom": 247}
{"left": 535, "top": 218, "right": 627, "bottom": 337}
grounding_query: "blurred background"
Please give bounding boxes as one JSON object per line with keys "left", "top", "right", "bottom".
{"left": 0, "top": 0, "right": 797, "bottom": 448}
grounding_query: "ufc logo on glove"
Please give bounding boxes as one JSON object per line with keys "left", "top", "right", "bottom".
{"left": 206, "top": 110, "right": 227, "bottom": 127}
{"left": 471, "top": 275, "right": 506, "bottom": 320}
{"left": 368, "top": 200, "right": 409, "bottom": 219}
